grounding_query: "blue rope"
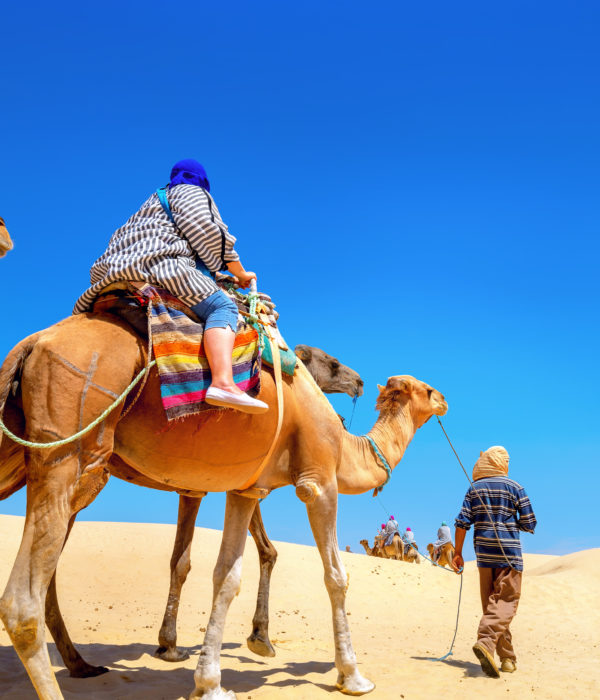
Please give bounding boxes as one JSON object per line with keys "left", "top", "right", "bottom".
{"left": 364, "top": 435, "right": 392, "bottom": 493}
{"left": 347, "top": 393, "right": 359, "bottom": 431}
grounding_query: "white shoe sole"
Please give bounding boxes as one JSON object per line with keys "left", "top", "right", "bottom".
{"left": 205, "top": 389, "right": 269, "bottom": 414}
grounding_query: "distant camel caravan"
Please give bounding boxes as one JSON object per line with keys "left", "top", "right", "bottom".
{"left": 360, "top": 536, "right": 420, "bottom": 563}
{"left": 426, "top": 542, "right": 455, "bottom": 569}
{"left": 0, "top": 217, "right": 13, "bottom": 257}
{"left": 0, "top": 310, "right": 447, "bottom": 699}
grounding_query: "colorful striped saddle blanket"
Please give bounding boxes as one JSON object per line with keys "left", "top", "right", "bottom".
{"left": 141, "top": 285, "right": 261, "bottom": 421}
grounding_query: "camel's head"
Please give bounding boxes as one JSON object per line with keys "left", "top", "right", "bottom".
{"left": 295, "top": 345, "right": 364, "bottom": 398}
{"left": 0, "top": 217, "right": 13, "bottom": 258}
{"left": 376, "top": 375, "right": 447, "bottom": 427}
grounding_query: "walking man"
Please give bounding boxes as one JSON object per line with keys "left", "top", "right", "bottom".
{"left": 452, "top": 446, "right": 536, "bottom": 678}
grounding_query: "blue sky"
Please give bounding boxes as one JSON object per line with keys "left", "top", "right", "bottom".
{"left": 1, "top": 1, "right": 598, "bottom": 560}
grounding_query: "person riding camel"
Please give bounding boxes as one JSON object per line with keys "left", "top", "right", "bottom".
{"left": 383, "top": 516, "right": 399, "bottom": 545}
{"left": 402, "top": 526, "right": 415, "bottom": 557}
{"left": 74, "top": 159, "right": 268, "bottom": 414}
{"left": 432, "top": 521, "right": 452, "bottom": 562}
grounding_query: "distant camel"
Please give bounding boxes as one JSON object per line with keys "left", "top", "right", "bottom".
{"left": 0, "top": 217, "right": 13, "bottom": 257}
{"left": 361, "top": 535, "right": 403, "bottom": 560}
{"left": 427, "top": 542, "right": 455, "bottom": 569}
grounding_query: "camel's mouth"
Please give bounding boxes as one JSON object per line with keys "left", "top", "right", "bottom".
{"left": 0, "top": 242, "right": 12, "bottom": 257}
{"left": 433, "top": 395, "right": 448, "bottom": 416}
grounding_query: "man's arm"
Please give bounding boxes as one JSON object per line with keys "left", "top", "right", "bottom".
{"left": 226, "top": 261, "right": 256, "bottom": 289}
{"left": 516, "top": 487, "right": 537, "bottom": 534}
{"left": 452, "top": 527, "right": 467, "bottom": 573}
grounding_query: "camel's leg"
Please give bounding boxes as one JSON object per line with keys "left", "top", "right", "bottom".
{"left": 190, "top": 493, "right": 256, "bottom": 700}
{"left": 155, "top": 495, "right": 203, "bottom": 662}
{"left": 0, "top": 452, "right": 108, "bottom": 700}
{"left": 246, "top": 502, "right": 277, "bottom": 658}
{"left": 305, "top": 483, "right": 375, "bottom": 696}
{"left": 45, "top": 517, "right": 109, "bottom": 678}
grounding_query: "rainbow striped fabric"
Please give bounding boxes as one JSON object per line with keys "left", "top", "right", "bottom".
{"left": 144, "top": 286, "right": 261, "bottom": 420}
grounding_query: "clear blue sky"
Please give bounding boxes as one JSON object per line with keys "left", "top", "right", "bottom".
{"left": 1, "top": 1, "right": 598, "bottom": 560}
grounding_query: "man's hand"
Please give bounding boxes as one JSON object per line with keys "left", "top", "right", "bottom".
{"left": 452, "top": 553, "right": 464, "bottom": 573}
{"left": 236, "top": 270, "right": 257, "bottom": 289}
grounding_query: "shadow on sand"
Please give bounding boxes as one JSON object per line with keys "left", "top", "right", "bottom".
{"left": 411, "top": 654, "right": 484, "bottom": 678}
{"left": 0, "top": 642, "right": 336, "bottom": 698}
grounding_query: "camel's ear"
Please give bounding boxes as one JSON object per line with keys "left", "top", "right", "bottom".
{"left": 386, "top": 377, "right": 412, "bottom": 395}
{"left": 377, "top": 383, "right": 385, "bottom": 393}
{"left": 295, "top": 345, "right": 312, "bottom": 361}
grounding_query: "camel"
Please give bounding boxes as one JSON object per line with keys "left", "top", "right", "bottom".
{"left": 0, "top": 217, "right": 13, "bottom": 257}
{"left": 359, "top": 539, "right": 385, "bottom": 558}
{"left": 426, "top": 541, "right": 455, "bottom": 569}
{"left": 155, "top": 344, "right": 363, "bottom": 664}
{"left": 0, "top": 341, "right": 363, "bottom": 674}
{"left": 0, "top": 312, "right": 447, "bottom": 699}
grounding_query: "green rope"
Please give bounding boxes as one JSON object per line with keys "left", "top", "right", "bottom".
{"left": 0, "top": 360, "right": 156, "bottom": 449}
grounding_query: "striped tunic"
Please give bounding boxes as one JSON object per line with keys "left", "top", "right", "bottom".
{"left": 455, "top": 476, "right": 537, "bottom": 571}
{"left": 74, "top": 184, "right": 239, "bottom": 313}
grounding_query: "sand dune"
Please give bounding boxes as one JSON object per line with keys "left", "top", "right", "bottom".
{"left": 1, "top": 514, "right": 598, "bottom": 699}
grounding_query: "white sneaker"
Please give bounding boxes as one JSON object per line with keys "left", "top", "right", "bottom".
{"left": 205, "top": 386, "right": 269, "bottom": 414}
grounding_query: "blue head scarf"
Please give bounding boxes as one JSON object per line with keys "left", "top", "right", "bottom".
{"left": 169, "top": 159, "right": 210, "bottom": 191}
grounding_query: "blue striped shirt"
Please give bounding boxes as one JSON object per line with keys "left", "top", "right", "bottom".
{"left": 455, "top": 476, "right": 536, "bottom": 571}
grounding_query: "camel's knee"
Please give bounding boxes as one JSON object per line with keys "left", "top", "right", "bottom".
{"left": 173, "top": 556, "right": 192, "bottom": 583}
{"left": 259, "top": 544, "right": 277, "bottom": 570}
{"left": 212, "top": 559, "right": 243, "bottom": 600}
{"left": 323, "top": 569, "right": 347, "bottom": 597}
{"left": 0, "top": 597, "right": 43, "bottom": 658}
{"left": 295, "top": 479, "right": 322, "bottom": 504}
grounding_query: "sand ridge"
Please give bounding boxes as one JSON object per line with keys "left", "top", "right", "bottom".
{"left": 1, "top": 515, "right": 598, "bottom": 699}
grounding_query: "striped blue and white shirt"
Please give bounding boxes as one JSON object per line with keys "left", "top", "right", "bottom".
{"left": 455, "top": 476, "right": 536, "bottom": 571}
{"left": 74, "top": 184, "right": 239, "bottom": 313}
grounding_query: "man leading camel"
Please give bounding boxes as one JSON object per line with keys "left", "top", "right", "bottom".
{"left": 452, "top": 446, "right": 537, "bottom": 678}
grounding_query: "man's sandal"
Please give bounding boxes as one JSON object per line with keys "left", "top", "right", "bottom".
{"left": 473, "top": 643, "right": 500, "bottom": 678}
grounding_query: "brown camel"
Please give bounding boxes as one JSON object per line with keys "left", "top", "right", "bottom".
{"left": 373, "top": 533, "right": 405, "bottom": 561}
{"left": 427, "top": 541, "right": 455, "bottom": 569}
{"left": 156, "top": 344, "right": 363, "bottom": 663}
{"left": 0, "top": 341, "right": 363, "bottom": 673}
{"left": 359, "top": 539, "right": 385, "bottom": 558}
{"left": 0, "top": 312, "right": 447, "bottom": 699}
{"left": 0, "top": 217, "right": 13, "bottom": 257}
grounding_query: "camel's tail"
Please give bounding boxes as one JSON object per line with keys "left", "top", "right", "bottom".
{"left": 0, "top": 331, "right": 42, "bottom": 500}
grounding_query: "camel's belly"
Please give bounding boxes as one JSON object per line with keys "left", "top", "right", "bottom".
{"left": 113, "top": 372, "right": 281, "bottom": 492}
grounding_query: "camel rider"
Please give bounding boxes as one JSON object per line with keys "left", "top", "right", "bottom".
{"left": 383, "top": 516, "right": 399, "bottom": 545}
{"left": 432, "top": 521, "right": 452, "bottom": 561}
{"left": 402, "top": 526, "right": 415, "bottom": 556}
{"left": 74, "top": 159, "right": 268, "bottom": 414}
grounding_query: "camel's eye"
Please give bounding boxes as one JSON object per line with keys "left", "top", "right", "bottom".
{"left": 427, "top": 389, "right": 433, "bottom": 398}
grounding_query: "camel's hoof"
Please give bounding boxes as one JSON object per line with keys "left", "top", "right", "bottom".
{"left": 336, "top": 671, "right": 376, "bottom": 696}
{"left": 69, "top": 663, "right": 109, "bottom": 678}
{"left": 246, "top": 633, "right": 276, "bottom": 658}
{"left": 155, "top": 645, "right": 190, "bottom": 662}
{"left": 189, "top": 688, "right": 236, "bottom": 699}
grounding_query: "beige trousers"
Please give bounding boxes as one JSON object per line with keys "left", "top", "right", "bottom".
{"left": 477, "top": 566, "right": 522, "bottom": 662}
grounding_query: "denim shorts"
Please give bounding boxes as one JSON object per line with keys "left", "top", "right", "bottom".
{"left": 191, "top": 291, "right": 238, "bottom": 332}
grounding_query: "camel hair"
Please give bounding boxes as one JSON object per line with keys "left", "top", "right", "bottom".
{"left": 0, "top": 341, "right": 363, "bottom": 675}
{"left": 427, "top": 541, "right": 455, "bottom": 569}
{"left": 0, "top": 312, "right": 447, "bottom": 699}
{"left": 0, "top": 217, "right": 13, "bottom": 258}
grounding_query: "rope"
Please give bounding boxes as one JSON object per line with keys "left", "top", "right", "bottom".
{"left": 347, "top": 393, "right": 359, "bottom": 431}
{"left": 0, "top": 360, "right": 156, "bottom": 449}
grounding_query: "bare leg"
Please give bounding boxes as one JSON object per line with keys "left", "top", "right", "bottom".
{"left": 204, "top": 327, "right": 242, "bottom": 394}
{"left": 305, "top": 483, "right": 374, "bottom": 696}
{"left": 190, "top": 493, "right": 256, "bottom": 699}
{"left": 155, "top": 495, "right": 203, "bottom": 662}
{"left": 246, "top": 503, "right": 277, "bottom": 657}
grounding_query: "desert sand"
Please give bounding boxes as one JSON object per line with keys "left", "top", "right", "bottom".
{"left": 1, "top": 514, "right": 598, "bottom": 699}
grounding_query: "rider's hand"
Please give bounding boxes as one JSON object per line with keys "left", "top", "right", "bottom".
{"left": 452, "top": 553, "right": 464, "bottom": 573}
{"left": 236, "top": 270, "right": 257, "bottom": 289}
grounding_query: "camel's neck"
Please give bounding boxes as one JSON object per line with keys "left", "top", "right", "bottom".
{"left": 337, "top": 406, "right": 416, "bottom": 495}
